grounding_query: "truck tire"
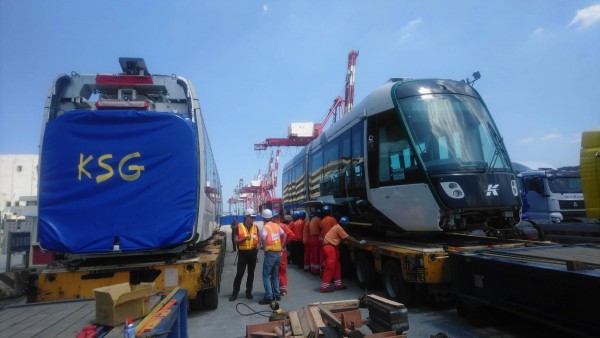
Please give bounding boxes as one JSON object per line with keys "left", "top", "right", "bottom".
{"left": 202, "top": 287, "right": 219, "bottom": 310}
{"left": 355, "top": 253, "right": 377, "bottom": 290}
{"left": 382, "top": 260, "right": 414, "bottom": 306}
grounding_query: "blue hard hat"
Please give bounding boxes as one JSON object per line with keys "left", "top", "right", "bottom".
{"left": 339, "top": 216, "right": 350, "bottom": 225}
{"left": 323, "top": 205, "right": 331, "bottom": 211}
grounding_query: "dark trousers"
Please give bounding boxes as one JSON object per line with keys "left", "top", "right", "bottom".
{"left": 231, "top": 228, "right": 238, "bottom": 251}
{"left": 232, "top": 249, "right": 257, "bottom": 295}
{"left": 290, "top": 241, "right": 303, "bottom": 268}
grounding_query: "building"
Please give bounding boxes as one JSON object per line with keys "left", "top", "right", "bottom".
{"left": 1, "top": 155, "right": 39, "bottom": 255}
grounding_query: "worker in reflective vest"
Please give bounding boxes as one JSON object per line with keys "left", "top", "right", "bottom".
{"left": 230, "top": 208, "right": 259, "bottom": 301}
{"left": 274, "top": 211, "right": 295, "bottom": 296}
{"left": 259, "top": 209, "right": 287, "bottom": 305}
{"left": 320, "top": 216, "right": 364, "bottom": 293}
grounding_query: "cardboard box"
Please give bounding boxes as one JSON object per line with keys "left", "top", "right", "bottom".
{"left": 94, "top": 282, "right": 153, "bottom": 327}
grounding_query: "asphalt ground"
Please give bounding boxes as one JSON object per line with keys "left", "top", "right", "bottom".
{"left": 186, "top": 227, "right": 562, "bottom": 338}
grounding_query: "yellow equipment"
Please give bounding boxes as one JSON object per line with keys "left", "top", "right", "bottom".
{"left": 580, "top": 130, "right": 600, "bottom": 218}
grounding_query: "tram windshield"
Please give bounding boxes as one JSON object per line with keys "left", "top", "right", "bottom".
{"left": 398, "top": 94, "right": 511, "bottom": 174}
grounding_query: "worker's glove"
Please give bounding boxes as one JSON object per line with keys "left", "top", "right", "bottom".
{"left": 359, "top": 240, "right": 367, "bottom": 245}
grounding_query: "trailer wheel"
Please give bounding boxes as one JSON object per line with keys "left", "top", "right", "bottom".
{"left": 355, "top": 253, "right": 377, "bottom": 290}
{"left": 202, "top": 287, "right": 219, "bottom": 310}
{"left": 189, "top": 295, "right": 203, "bottom": 311}
{"left": 382, "top": 261, "right": 414, "bottom": 306}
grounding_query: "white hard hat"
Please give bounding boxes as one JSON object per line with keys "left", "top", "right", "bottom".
{"left": 261, "top": 209, "right": 273, "bottom": 220}
{"left": 244, "top": 208, "right": 257, "bottom": 217}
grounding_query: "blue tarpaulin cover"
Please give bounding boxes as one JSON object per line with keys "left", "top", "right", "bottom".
{"left": 38, "top": 110, "right": 199, "bottom": 254}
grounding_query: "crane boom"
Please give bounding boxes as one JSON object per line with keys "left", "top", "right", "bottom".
{"left": 344, "top": 50, "right": 359, "bottom": 115}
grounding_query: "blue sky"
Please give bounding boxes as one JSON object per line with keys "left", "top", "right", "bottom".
{"left": 1, "top": 1, "right": 599, "bottom": 211}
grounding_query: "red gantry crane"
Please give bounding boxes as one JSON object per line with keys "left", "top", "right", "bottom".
{"left": 254, "top": 50, "right": 359, "bottom": 150}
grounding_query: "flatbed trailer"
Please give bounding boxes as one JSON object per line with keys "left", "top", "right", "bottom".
{"left": 30, "top": 232, "right": 225, "bottom": 310}
{"left": 450, "top": 243, "right": 600, "bottom": 337}
{"left": 341, "top": 232, "right": 547, "bottom": 305}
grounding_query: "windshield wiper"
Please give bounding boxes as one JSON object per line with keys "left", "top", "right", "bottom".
{"left": 485, "top": 122, "right": 503, "bottom": 174}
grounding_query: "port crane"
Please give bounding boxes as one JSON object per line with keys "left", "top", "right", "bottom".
{"left": 254, "top": 50, "right": 359, "bottom": 150}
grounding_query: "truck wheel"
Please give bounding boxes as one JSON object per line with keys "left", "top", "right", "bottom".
{"left": 202, "top": 287, "right": 219, "bottom": 310}
{"left": 382, "top": 261, "right": 414, "bottom": 306}
{"left": 355, "top": 253, "right": 377, "bottom": 290}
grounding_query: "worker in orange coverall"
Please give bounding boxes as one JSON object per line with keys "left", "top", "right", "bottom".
{"left": 319, "top": 205, "right": 337, "bottom": 276}
{"left": 308, "top": 209, "right": 322, "bottom": 275}
{"left": 273, "top": 210, "right": 295, "bottom": 296}
{"left": 302, "top": 211, "right": 311, "bottom": 272}
{"left": 320, "top": 216, "right": 365, "bottom": 292}
{"left": 289, "top": 211, "right": 305, "bottom": 268}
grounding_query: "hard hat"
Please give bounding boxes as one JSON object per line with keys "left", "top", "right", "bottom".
{"left": 244, "top": 208, "right": 257, "bottom": 217}
{"left": 323, "top": 205, "right": 331, "bottom": 212}
{"left": 339, "top": 216, "right": 350, "bottom": 225}
{"left": 261, "top": 209, "right": 273, "bottom": 220}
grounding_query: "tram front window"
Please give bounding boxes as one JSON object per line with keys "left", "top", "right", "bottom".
{"left": 399, "top": 94, "right": 511, "bottom": 173}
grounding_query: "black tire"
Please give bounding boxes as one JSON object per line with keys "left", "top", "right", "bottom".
{"left": 382, "top": 260, "right": 414, "bottom": 306}
{"left": 202, "top": 287, "right": 219, "bottom": 310}
{"left": 189, "top": 295, "right": 203, "bottom": 311}
{"left": 355, "top": 253, "right": 377, "bottom": 290}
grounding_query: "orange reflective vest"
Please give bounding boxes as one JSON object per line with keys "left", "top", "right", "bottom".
{"left": 237, "top": 223, "right": 259, "bottom": 250}
{"left": 263, "top": 221, "right": 283, "bottom": 252}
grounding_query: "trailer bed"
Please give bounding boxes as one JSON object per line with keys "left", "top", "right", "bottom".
{"left": 450, "top": 243, "right": 600, "bottom": 337}
{"left": 0, "top": 299, "right": 97, "bottom": 337}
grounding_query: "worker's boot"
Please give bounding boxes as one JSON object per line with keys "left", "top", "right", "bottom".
{"left": 229, "top": 292, "right": 238, "bottom": 301}
{"left": 246, "top": 291, "right": 254, "bottom": 299}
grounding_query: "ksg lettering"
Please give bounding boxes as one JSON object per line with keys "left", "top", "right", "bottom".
{"left": 78, "top": 152, "right": 145, "bottom": 183}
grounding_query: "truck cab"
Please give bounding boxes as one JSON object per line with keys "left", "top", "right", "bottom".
{"left": 518, "top": 169, "right": 585, "bottom": 224}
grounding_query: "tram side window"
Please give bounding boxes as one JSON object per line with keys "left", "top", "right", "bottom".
{"left": 309, "top": 149, "right": 323, "bottom": 198}
{"left": 322, "top": 141, "right": 340, "bottom": 195}
{"left": 351, "top": 123, "right": 365, "bottom": 191}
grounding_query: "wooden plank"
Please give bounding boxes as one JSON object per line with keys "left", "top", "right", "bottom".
{"left": 287, "top": 311, "right": 303, "bottom": 337}
{"left": 367, "top": 294, "right": 404, "bottom": 308}
{"left": 249, "top": 331, "right": 278, "bottom": 337}
{"left": 308, "top": 299, "right": 359, "bottom": 309}
{"left": 308, "top": 306, "right": 325, "bottom": 335}
{"left": 298, "top": 307, "right": 313, "bottom": 338}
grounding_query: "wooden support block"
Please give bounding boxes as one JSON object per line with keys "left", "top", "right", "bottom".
{"left": 318, "top": 304, "right": 344, "bottom": 331}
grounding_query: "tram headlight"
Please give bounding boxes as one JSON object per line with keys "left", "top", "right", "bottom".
{"left": 511, "top": 179, "right": 519, "bottom": 197}
{"left": 440, "top": 181, "right": 465, "bottom": 199}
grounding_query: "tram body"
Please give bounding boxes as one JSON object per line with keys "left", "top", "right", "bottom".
{"left": 282, "top": 78, "right": 520, "bottom": 233}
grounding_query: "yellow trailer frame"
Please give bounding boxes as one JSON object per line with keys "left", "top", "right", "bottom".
{"left": 343, "top": 233, "right": 539, "bottom": 305}
{"left": 32, "top": 233, "right": 225, "bottom": 310}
